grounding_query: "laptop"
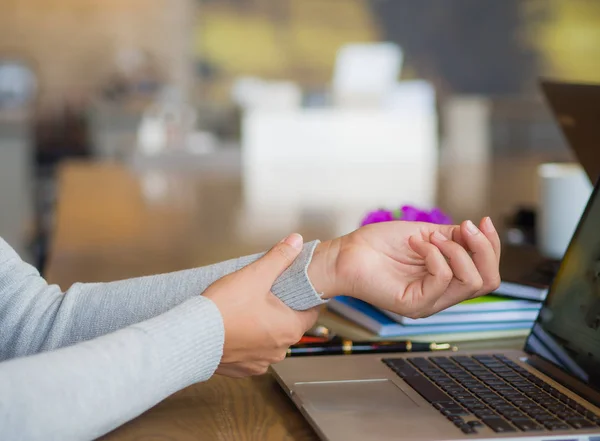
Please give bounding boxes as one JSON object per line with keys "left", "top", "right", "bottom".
{"left": 271, "top": 96, "right": 600, "bottom": 441}
{"left": 541, "top": 79, "right": 600, "bottom": 185}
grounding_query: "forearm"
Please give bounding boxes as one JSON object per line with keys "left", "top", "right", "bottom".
{"left": 0, "top": 237, "right": 326, "bottom": 359}
{"left": 0, "top": 296, "right": 223, "bottom": 441}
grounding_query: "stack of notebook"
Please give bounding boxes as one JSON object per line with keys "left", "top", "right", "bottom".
{"left": 326, "top": 294, "right": 542, "bottom": 341}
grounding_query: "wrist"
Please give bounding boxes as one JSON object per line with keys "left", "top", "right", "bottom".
{"left": 307, "top": 239, "right": 341, "bottom": 299}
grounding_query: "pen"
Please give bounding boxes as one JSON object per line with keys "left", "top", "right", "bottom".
{"left": 298, "top": 335, "right": 330, "bottom": 344}
{"left": 286, "top": 339, "right": 457, "bottom": 357}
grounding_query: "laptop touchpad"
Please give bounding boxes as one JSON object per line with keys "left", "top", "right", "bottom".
{"left": 294, "top": 379, "right": 421, "bottom": 413}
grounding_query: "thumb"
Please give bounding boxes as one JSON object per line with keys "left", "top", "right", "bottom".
{"left": 249, "top": 233, "right": 304, "bottom": 280}
{"left": 295, "top": 307, "right": 320, "bottom": 334}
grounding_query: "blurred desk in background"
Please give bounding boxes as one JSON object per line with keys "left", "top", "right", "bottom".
{"left": 46, "top": 159, "right": 546, "bottom": 440}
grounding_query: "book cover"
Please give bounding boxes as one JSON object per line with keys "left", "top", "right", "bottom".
{"left": 433, "top": 294, "right": 541, "bottom": 314}
{"left": 382, "top": 307, "right": 541, "bottom": 326}
{"left": 327, "top": 296, "right": 535, "bottom": 338}
{"left": 318, "top": 309, "right": 532, "bottom": 343}
{"left": 494, "top": 281, "right": 548, "bottom": 302}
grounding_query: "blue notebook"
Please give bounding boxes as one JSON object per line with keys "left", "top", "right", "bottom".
{"left": 328, "top": 296, "right": 535, "bottom": 338}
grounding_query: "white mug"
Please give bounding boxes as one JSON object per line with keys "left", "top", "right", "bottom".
{"left": 537, "top": 163, "right": 593, "bottom": 259}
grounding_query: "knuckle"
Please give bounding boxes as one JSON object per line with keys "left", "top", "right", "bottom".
{"left": 402, "top": 305, "right": 423, "bottom": 320}
{"left": 481, "top": 275, "right": 501, "bottom": 294}
{"left": 438, "top": 267, "right": 453, "bottom": 283}
{"left": 468, "top": 275, "right": 484, "bottom": 292}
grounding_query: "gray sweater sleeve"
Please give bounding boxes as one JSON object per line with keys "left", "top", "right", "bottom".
{"left": 0, "top": 237, "right": 325, "bottom": 359}
{"left": 0, "top": 296, "right": 223, "bottom": 441}
{"left": 0, "top": 237, "right": 326, "bottom": 440}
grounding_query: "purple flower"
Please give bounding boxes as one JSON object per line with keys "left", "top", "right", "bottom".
{"left": 428, "top": 207, "right": 453, "bottom": 225}
{"left": 360, "top": 209, "right": 395, "bottom": 226}
{"left": 401, "top": 205, "right": 452, "bottom": 224}
{"left": 401, "top": 205, "right": 431, "bottom": 222}
{"left": 360, "top": 205, "right": 452, "bottom": 226}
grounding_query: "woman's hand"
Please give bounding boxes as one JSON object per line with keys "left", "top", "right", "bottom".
{"left": 309, "top": 218, "right": 501, "bottom": 318}
{"left": 203, "top": 234, "right": 319, "bottom": 378}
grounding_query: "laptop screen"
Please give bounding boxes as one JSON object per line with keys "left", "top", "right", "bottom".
{"left": 525, "top": 178, "right": 600, "bottom": 398}
{"left": 541, "top": 80, "right": 600, "bottom": 185}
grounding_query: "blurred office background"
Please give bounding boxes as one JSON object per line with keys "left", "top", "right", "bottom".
{"left": 1, "top": 0, "right": 600, "bottom": 270}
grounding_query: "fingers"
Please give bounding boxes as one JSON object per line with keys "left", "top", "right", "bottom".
{"left": 431, "top": 231, "right": 484, "bottom": 292}
{"left": 424, "top": 223, "right": 460, "bottom": 241}
{"left": 460, "top": 220, "right": 501, "bottom": 294}
{"left": 248, "top": 233, "right": 304, "bottom": 281}
{"left": 406, "top": 237, "right": 453, "bottom": 315}
{"left": 480, "top": 217, "right": 501, "bottom": 262}
{"left": 446, "top": 218, "right": 501, "bottom": 293}
{"left": 423, "top": 231, "right": 483, "bottom": 315}
{"left": 448, "top": 218, "right": 500, "bottom": 263}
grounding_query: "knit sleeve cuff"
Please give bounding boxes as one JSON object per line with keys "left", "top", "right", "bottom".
{"left": 271, "top": 240, "right": 327, "bottom": 310}
{"left": 233, "top": 240, "right": 327, "bottom": 311}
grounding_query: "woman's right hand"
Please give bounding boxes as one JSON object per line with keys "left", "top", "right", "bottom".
{"left": 203, "top": 234, "right": 319, "bottom": 378}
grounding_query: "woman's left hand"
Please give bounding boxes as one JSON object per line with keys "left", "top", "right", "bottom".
{"left": 308, "top": 217, "right": 501, "bottom": 318}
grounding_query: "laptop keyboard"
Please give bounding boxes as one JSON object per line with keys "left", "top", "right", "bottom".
{"left": 383, "top": 354, "right": 600, "bottom": 435}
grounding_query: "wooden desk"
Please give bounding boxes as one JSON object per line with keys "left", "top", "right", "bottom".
{"left": 45, "top": 159, "right": 547, "bottom": 440}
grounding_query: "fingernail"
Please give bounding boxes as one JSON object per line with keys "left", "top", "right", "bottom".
{"left": 484, "top": 216, "right": 495, "bottom": 231}
{"left": 283, "top": 233, "right": 303, "bottom": 250}
{"left": 432, "top": 231, "right": 447, "bottom": 241}
{"left": 465, "top": 220, "right": 480, "bottom": 235}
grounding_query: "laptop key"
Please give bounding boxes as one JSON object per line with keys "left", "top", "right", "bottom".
{"left": 433, "top": 401, "right": 460, "bottom": 410}
{"left": 402, "top": 374, "right": 452, "bottom": 404}
{"left": 442, "top": 409, "right": 470, "bottom": 417}
{"left": 481, "top": 418, "right": 517, "bottom": 433}
{"left": 544, "top": 422, "right": 572, "bottom": 431}
{"left": 557, "top": 411, "right": 581, "bottom": 419}
{"left": 532, "top": 413, "right": 557, "bottom": 422}
{"left": 446, "top": 386, "right": 468, "bottom": 394}
{"left": 465, "top": 403, "right": 487, "bottom": 411}
{"left": 523, "top": 406, "right": 547, "bottom": 414}
{"left": 567, "top": 419, "right": 597, "bottom": 429}
{"left": 382, "top": 359, "right": 419, "bottom": 378}
{"left": 459, "top": 425, "right": 477, "bottom": 434}
{"left": 586, "top": 413, "right": 600, "bottom": 424}
{"left": 474, "top": 409, "right": 499, "bottom": 418}
{"left": 410, "top": 357, "right": 435, "bottom": 369}
{"left": 505, "top": 412, "right": 529, "bottom": 421}
{"left": 512, "top": 419, "right": 543, "bottom": 431}
{"left": 453, "top": 395, "right": 476, "bottom": 401}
